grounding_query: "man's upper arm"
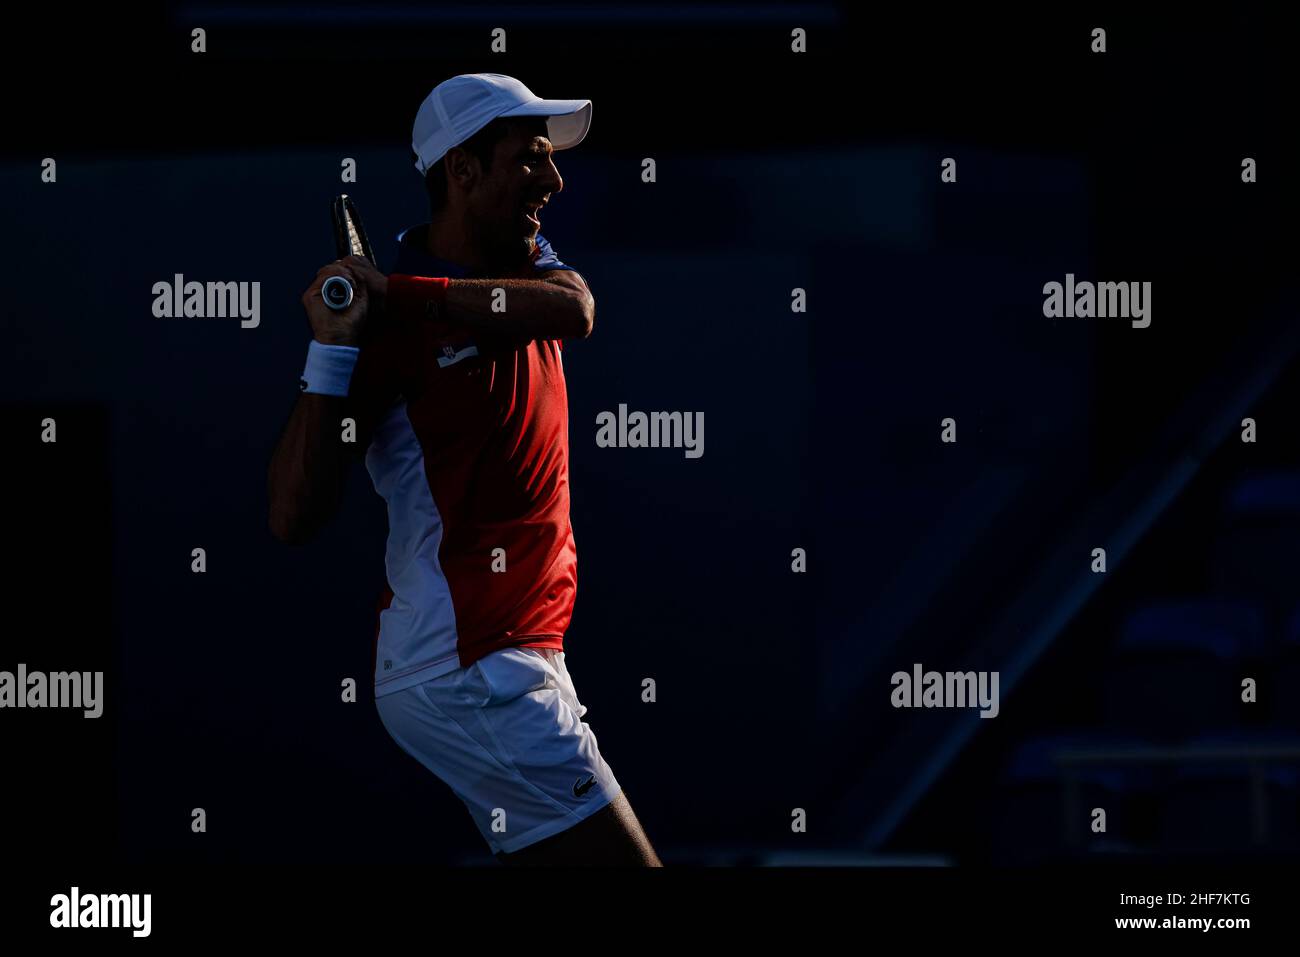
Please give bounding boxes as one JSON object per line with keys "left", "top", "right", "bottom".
{"left": 539, "top": 267, "right": 590, "bottom": 294}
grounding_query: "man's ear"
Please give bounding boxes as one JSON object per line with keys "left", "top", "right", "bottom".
{"left": 444, "top": 146, "right": 481, "bottom": 195}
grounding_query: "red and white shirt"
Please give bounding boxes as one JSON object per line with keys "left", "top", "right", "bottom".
{"left": 350, "top": 225, "right": 578, "bottom": 697}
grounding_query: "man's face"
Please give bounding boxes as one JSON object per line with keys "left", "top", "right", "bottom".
{"left": 467, "top": 118, "right": 564, "bottom": 267}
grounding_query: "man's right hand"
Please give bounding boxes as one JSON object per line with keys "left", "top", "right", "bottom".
{"left": 302, "top": 257, "right": 376, "bottom": 346}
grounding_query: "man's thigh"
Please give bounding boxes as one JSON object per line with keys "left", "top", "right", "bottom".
{"left": 376, "top": 647, "right": 644, "bottom": 857}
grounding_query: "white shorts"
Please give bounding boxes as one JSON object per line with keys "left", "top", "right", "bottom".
{"left": 375, "top": 646, "right": 622, "bottom": 855}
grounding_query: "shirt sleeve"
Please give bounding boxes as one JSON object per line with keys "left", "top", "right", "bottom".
{"left": 532, "top": 233, "right": 575, "bottom": 272}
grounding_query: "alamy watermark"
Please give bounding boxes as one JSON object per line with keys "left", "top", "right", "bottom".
{"left": 50, "top": 887, "right": 151, "bottom": 937}
{"left": 0, "top": 665, "right": 103, "bottom": 718}
{"left": 890, "top": 663, "right": 1000, "bottom": 719}
{"left": 152, "top": 274, "right": 260, "bottom": 328}
{"left": 1043, "top": 274, "right": 1151, "bottom": 328}
{"left": 595, "top": 404, "right": 703, "bottom": 459}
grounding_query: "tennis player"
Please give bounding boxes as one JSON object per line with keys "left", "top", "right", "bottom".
{"left": 268, "top": 73, "right": 661, "bottom": 866}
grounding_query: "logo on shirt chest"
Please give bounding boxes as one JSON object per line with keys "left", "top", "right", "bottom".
{"left": 437, "top": 340, "right": 480, "bottom": 369}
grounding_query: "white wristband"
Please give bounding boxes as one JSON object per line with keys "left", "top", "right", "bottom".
{"left": 300, "top": 340, "right": 360, "bottom": 396}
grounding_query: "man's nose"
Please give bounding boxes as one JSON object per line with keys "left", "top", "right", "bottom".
{"left": 539, "top": 157, "right": 563, "bottom": 194}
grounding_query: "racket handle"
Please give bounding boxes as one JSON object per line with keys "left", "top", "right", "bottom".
{"left": 321, "top": 275, "right": 354, "bottom": 311}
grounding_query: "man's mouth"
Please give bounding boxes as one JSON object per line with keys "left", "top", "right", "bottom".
{"left": 521, "top": 201, "right": 544, "bottom": 228}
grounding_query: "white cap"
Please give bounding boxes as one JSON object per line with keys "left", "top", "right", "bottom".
{"left": 411, "top": 73, "right": 592, "bottom": 176}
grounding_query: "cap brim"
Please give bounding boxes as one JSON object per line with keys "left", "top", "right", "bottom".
{"left": 499, "top": 98, "right": 592, "bottom": 150}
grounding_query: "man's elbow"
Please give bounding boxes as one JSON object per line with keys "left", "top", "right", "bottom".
{"left": 571, "top": 291, "right": 595, "bottom": 339}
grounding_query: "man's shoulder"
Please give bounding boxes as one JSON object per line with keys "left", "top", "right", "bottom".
{"left": 532, "top": 233, "right": 576, "bottom": 273}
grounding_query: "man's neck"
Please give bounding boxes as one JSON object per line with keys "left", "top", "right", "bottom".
{"left": 423, "top": 213, "right": 530, "bottom": 277}
{"left": 423, "top": 213, "right": 483, "bottom": 272}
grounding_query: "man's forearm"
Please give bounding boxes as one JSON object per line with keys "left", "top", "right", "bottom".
{"left": 389, "top": 274, "right": 594, "bottom": 342}
{"left": 267, "top": 392, "right": 352, "bottom": 544}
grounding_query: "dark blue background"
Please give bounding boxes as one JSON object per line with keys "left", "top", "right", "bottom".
{"left": 3, "top": 4, "right": 1296, "bottom": 866}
